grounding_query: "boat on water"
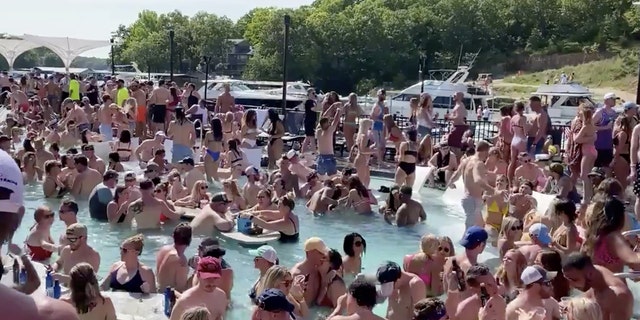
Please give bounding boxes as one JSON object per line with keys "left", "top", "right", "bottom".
{"left": 531, "top": 82, "right": 597, "bottom": 124}
{"left": 197, "top": 79, "right": 305, "bottom": 110}
{"left": 388, "top": 66, "right": 494, "bottom": 117}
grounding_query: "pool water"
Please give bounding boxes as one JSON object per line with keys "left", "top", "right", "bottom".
{"left": 10, "top": 177, "right": 640, "bottom": 319}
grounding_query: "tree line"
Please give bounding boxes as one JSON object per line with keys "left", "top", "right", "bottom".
{"left": 3, "top": 0, "right": 640, "bottom": 94}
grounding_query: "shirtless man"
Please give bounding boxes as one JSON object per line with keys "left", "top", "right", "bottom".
{"left": 279, "top": 152, "right": 300, "bottom": 194}
{"left": 190, "top": 192, "right": 235, "bottom": 235}
{"left": 0, "top": 152, "right": 80, "bottom": 319}
{"left": 168, "top": 107, "right": 196, "bottom": 164}
{"left": 519, "top": 223, "right": 552, "bottom": 264}
{"left": 128, "top": 180, "right": 182, "bottom": 230}
{"left": 377, "top": 261, "right": 426, "bottom": 320}
{"left": 514, "top": 152, "right": 544, "bottom": 189}
{"left": 307, "top": 181, "right": 339, "bottom": 214}
{"left": 179, "top": 157, "right": 205, "bottom": 191}
{"left": 448, "top": 141, "right": 493, "bottom": 228}
{"left": 135, "top": 131, "right": 166, "bottom": 163}
{"left": 59, "top": 99, "right": 91, "bottom": 132}
{"left": 9, "top": 84, "right": 28, "bottom": 113}
{"left": 157, "top": 223, "right": 192, "bottom": 293}
{"left": 286, "top": 150, "right": 314, "bottom": 183}
{"left": 327, "top": 279, "right": 385, "bottom": 320}
{"left": 33, "top": 138, "right": 54, "bottom": 170}
{"left": 169, "top": 257, "right": 228, "bottom": 320}
{"left": 394, "top": 186, "right": 426, "bottom": 226}
{"left": 70, "top": 155, "right": 102, "bottom": 198}
{"left": 291, "top": 237, "right": 330, "bottom": 306}
{"left": 562, "top": 253, "right": 633, "bottom": 320}
{"left": 506, "top": 265, "right": 560, "bottom": 320}
{"left": 44, "top": 76, "right": 60, "bottom": 112}
{"left": 130, "top": 81, "right": 148, "bottom": 138}
{"left": 453, "top": 264, "right": 506, "bottom": 320}
{"left": 148, "top": 79, "right": 171, "bottom": 132}
{"left": 445, "top": 92, "right": 468, "bottom": 156}
{"left": 97, "top": 94, "right": 116, "bottom": 141}
{"left": 442, "top": 226, "right": 488, "bottom": 314}
{"left": 243, "top": 166, "right": 262, "bottom": 208}
{"left": 527, "top": 96, "right": 550, "bottom": 157}
{"left": 82, "top": 144, "right": 106, "bottom": 174}
{"left": 57, "top": 200, "right": 79, "bottom": 246}
{"left": 215, "top": 83, "right": 235, "bottom": 114}
{"left": 50, "top": 223, "right": 100, "bottom": 286}
{"left": 316, "top": 104, "right": 343, "bottom": 177}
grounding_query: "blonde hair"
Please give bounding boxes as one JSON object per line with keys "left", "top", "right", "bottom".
{"left": 255, "top": 265, "right": 290, "bottom": 297}
{"left": 566, "top": 297, "right": 602, "bottom": 320}
{"left": 69, "top": 263, "right": 104, "bottom": 314}
{"left": 438, "top": 236, "right": 455, "bottom": 257}
{"left": 358, "top": 119, "right": 372, "bottom": 133}
{"left": 222, "top": 179, "right": 242, "bottom": 198}
{"left": 124, "top": 98, "right": 137, "bottom": 109}
{"left": 180, "top": 306, "right": 211, "bottom": 320}
{"left": 420, "top": 234, "right": 439, "bottom": 255}
{"left": 494, "top": 249, "right": 527, "bottom": 289}
{"left": 499, "top": 216, "right": 522, "bottom": 238}
{"left": 190, "top": 180, "right": 209, "bottom": 198}
{"left": 122, "top": 234, "right": 144, "bottom": 253}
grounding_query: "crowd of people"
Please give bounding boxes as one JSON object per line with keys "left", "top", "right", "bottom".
{"left": 0, "top": 70, "right": 638, "bottom": 320}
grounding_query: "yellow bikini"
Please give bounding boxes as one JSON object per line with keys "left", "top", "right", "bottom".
{"left": 486, "top": 201, "right": 509, "bottom": 230}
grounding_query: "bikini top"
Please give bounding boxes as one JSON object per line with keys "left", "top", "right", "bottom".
{"left": 278, "top": 216, "right": 299, "bottom": 243}
{"left": 594, "top": 236, "right": 621, "bottom": 266}
{"left": 404, "top": 142, "right": 418, "bottom": 156}
{"left": 487, "top": 201, "right": 509, "bottom": 216}
{"left": 109, "top": 264, "right": 145, "bottom": 293}
{"left": 403, "top": 254, "right": 431, "bottom": 286}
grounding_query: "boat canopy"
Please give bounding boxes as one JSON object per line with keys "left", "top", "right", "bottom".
{"left": 532, "top": 83, "right": 593, "bottom": 97}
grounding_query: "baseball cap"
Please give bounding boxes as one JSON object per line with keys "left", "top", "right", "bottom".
{"left": 285, "top": 150, "right": 298, "bottom": 160}
{"left": 529, "top": 223, "right": 552, "bottom": 245}
{"left": 0, "top": 135, "right": 10, "bottom": 143}
{"left": 587, "top": 167, "right": 605, "bottom": 178}
{"left": 459, "top": 226, "right": 488, "bottom": 249}
{"left": 197, "top": 256, "right": 222, "bottom": 279}
{"left": 303, "top": 237, "right": 329, "bottom": 254}
{"left": 179, "top": 157, "right": 195, "bottom": 166}
{"left": 211, "top": 192, "right": 231, "bottom": 204}
{"left": 624, "top": 101, "right": 638, "bottom": 111}
{"left": 66, "top": 223, "right": 87, "bottom": 237}
{"left": 603, "top": 92, "right": 618, "bottom": 100}
{"left": 155, "top": 131, "right": 166, "bottom": 139}
{"left": 257, "top": 289, "right": 296, "bottom": 318}
{"left": 0, "top": 149, "right": 24, "bottom": 212}
{"left": 244, "top": 166, "right": 259, "bottom": 176}
{"left": 145, "top": 162, "right": 160, "bottom": 173}
{"left": 249, "top": 245, "right": 278, "bottom": 264}
{"left": 521, "top": 265, "right": 557, "bottom": 286}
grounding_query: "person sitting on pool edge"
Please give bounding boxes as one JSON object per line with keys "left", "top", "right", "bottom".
{"left": 382, "top": 186, "right": 426, "bottom": 227}
{"left": 170, "top": 257, "right": 228, "bottom": 320}
{"left": 427, "top": 142, "right": 457, "bottom": 188}
{"left": 88, "top": 170, "right": 118, "bottom": 221}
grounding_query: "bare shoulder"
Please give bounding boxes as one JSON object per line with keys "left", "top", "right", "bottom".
{"left": 408, "top": 274, "right": 425, "bottom": 289}
{"left": 38, "top": 298, "right": 80, "bottom": 320}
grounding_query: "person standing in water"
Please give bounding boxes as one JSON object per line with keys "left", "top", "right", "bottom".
{"left": 168, "top": 107, "right": 196, "bottom": 164}
{"left": 302, "top": 88, "right": 319, "bottom": 154}
{"left": 148, "top": 79, "right": 171, "bottom": 132}
{"left": 316, "top": 103, "right": 343, "bottom": 177}
{"left": 370, "top": 89, "right": 387, "bottom": 164}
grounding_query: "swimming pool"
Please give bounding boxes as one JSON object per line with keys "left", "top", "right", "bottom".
{"left": 11, "top": 177, "right": 640, "bottom": 319}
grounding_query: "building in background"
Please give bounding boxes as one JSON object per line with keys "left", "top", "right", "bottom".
{"left": 225, "top": 39, "right": 253, "bottom": 78}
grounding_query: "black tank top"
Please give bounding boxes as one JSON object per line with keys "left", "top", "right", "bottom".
{"left": 187, "top": 92, "right": 198, "bottom": 107}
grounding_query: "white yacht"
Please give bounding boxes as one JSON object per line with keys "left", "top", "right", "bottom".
{"left": 531, "top": 83, "right": 596, "bottom": 123}
{"left": 197, "top": 79, "right": 305, "bottom": 109}
{"left": 388, "top": 66, "right": 493, "bottom": 117}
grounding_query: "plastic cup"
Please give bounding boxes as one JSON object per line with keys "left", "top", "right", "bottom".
{"left": 532, "top": 307, "right": 547, "bottom": 319}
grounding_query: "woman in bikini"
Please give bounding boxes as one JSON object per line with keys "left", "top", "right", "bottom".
{"left": 43, "top": 160, "right": 67, "bottom": 198}
{"left": 22, "top": 151, "right": 42, "bottom": 183}
{"left": 107, "top": 152, "right": 124, "bottom": 172}
{"left": 485, "top": 147, "right": 508, "bottom": 186}
{"left": 342, "top": 233, "right": 366, "bottom": 282}
{"left": 267, "top": 109, "right": 285, "bottom": 170}
{"left": 243, "top": 193, "right": 300, "bottom": 243}
{"left": 403, "top": 234, "right": 451, "bottom": 297}
{"left": 101, "top": 234, "right": 156, "bottom": 293}
{"left": 550, "top": 200, "right": 580, "bottom": 258}
{"left": 222, "top": 179, "right": 247, "bottom": 213}
{"left": 483, "top": 174, "right": 510, "bottom": 244}
{"left": 612, "top": 115, "right": 632, "bottom": 190}
{"left": 240, "top": 109, "right": 259, "bottom": 148}
{"left": 62, "top": 263, "right": 117, "bottom": 320}
{"left": 155, "top": 182, "right": 178, "bottom": 223}
{"left": 338, "top": 176, "right": 372, "bottom": 214}
{"left": 353, "top": 119, "right": 374, "bottom": 188}
{"left": 174, "top": 180, "right": 211, "bottom": 209}
{"left": 496, "top": 217, "right": 524, "bottom": 259}
{"left": 573, "top": 103, "right": 597, "bottom": 208}
{"left": 221, "top": 112, "right": 235, "bottom": 146}
{"left": 508, "top": 102, "right": 527, "bottom": 185}
{"left": 111, "top": 130, "right": 133, "bottom": 162}
{"left": 107, "top": 186, "right": 131, "bottom": 224}
{"left": 203, "top": 118, "right": 224, "bottom": 181}
{"left": 226, "top": 139, "right": 246, "bottom": 179}
{"left": 383, "top": 114, "right": 403, "bottom": 160}
{"left": 394, "top": 128, "right": 418, "bottom": 187}
{"left": 343, "top": 93, "right": 362, "bottom": 151}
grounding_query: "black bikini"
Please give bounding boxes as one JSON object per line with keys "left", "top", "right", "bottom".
{"left": 398, "top": 143, "right": 418, "bottom": 175}
{"left": 109, "top": 264, "right": 145, "bottom": 293}
{"left": 278, "top": 216, "right": 299, "bottom": 243}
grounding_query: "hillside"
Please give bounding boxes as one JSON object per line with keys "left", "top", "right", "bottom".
{"left": 495, "top": 51, "right": 639, "bottom": 101}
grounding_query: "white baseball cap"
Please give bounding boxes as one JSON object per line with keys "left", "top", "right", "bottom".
{"left": 603, "top": 92, "right": 618, "bottom": 100}
{"left": 0, "top": 150, "right": 24, "bottom": 212}
{"left": 248, "top": 245, "right": 278, "bottom": 264}
{"left": 521, "top": 265, "right": 557, "bottom": 286}
{"left": 285, "top": 150, "right": 298, "bottom": 160}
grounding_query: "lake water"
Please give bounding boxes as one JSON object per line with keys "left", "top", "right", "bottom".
{"left": 10, "top": 177, "right": 640, "bottom": 319}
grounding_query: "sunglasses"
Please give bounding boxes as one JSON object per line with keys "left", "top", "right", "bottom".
{"left": 200, "top": 186, "right": 208, "bottom": 190}
{"left": 511, "top": 225, "right": 523, "bottom": 231}
{"left": 522, "top": 159, "right": 531, "bottom": 163}
{"left": 438, "top": 246, "right": 450, "bottom": 253}
{"left": 43, "top": 213, "right": 55, "bottom": 219}
{"left": 154, "top": 189, "right": 164, "bottom": 193}
{"left": 125, "top": 178, "right": 136, "bottom": 182}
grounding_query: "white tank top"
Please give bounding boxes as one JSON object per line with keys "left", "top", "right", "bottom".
{"left": 195, "top": 105, "right": 208, "bottom": 124}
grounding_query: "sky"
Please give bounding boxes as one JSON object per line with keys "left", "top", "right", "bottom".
{"left": 3, "top": 0, "right": 314, "bottom": 58}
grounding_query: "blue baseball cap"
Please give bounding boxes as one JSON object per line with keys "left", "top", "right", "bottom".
{"left": 459, "top": 226, "right": 488, "bottom": 249}
{"left": 257, "top": 289, "right": 296, "bottom": 318}
{"left": 529, "top": 223, "right": 552, "bottom": 245}
{"left": 624, "top": 101, "right": 638, "bottom": 111}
